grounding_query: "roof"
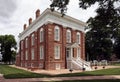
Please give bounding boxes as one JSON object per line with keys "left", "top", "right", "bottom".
{"left": 19, "top": 8, "right": 86, "bottom": 40}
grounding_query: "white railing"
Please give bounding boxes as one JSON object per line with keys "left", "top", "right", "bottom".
{"left": 71, "top": 57, "right": 91, "bottom": 71}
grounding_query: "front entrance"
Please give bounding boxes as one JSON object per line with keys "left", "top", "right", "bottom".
{"left": 66, "top": 43, "right": 81, "bottom": 69}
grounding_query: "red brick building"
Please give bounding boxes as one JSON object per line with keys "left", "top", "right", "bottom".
{"left": 16, "top": 8, "right": 91, "bottom": 70}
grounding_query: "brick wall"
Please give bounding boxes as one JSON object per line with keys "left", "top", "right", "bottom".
{"left": 16, "top": 23, "right": 85, "bottom": 70}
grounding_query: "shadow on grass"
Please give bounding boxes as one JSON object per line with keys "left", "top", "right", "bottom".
{"left": 53, "top": 80, "right": 120, "bottom": 82}
{"left": 4, "top": 73, "right": 51, "bottom": 79}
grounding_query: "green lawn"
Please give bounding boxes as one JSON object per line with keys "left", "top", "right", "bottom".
{"left": 51, "top": 80, "right": 120, "bottom": 82}
{"left": 0, "top": 64, "right": 120, "bottom": 79}
{"left": 56, "top": 67, "right": 120, "bottom": 77}
{"left": 0, "top": 64, "right": 50, "bottom": 79}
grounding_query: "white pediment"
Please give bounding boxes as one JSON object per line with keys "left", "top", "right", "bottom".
{"left": 66, "top": 42, "right": 80, "bottom": 48}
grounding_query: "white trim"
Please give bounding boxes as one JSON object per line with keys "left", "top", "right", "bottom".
{"left": 19, "top": 9, "right": 86, "bottom": 40}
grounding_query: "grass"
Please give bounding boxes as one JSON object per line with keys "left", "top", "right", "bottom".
{"left": 51, "top": 80, "right": 120, "bottom": 82}
{"left": 0, "top": 64, "right": 120, "bottom": 79}
{"left": 56, "top": 68, "right": 120, "bottom": 77}
{"left": 0, "top": 64, "right": 50, "bottom": 79}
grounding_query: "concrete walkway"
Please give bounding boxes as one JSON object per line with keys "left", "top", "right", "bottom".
{"left": 1, "top": 75, "right": 120, "bottom": 82}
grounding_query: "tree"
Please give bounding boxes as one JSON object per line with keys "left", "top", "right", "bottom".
{"left": 113, "top": 30, "right": 120, "bottom": 59}
{"left": 0, "top": 35, "right": 17, "bottom": 64}
{"left": 50, "top": 0, "right": 120, "bottom": 60}
{"left": 85, "top": 1, "right": 120, "bottom": 60}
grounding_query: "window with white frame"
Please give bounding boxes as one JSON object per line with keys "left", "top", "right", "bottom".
{"left": 25, "top": 38, "right": 28, "bottom": 48}
{"left": 21, "top": 41, "right": 23, "bottom": 50}
{"left": 31, "top": 34, "right": 34, "bottom": 46}
{"left": 54, "top": 45, "right": 60, "bottom": 59}
{"left": 55, "top": 63, "right": 61, "bottom": 70}
{"left": 54, "top": 26, "right": 60, "bottom": 41}
{"left": 39, "top": 63, "right": 43, "bottom": 68}
{"left": 40, "top": 28, "right": 44, "bottom": 42}
{"left": 21, "top": 51, "right": 23, "bottom": 60}
{"left": 66, "top": 29, "right": 71, "bottom": 43}
{"left": 77, "top": 48, "right": 81, "bottom": 58}
{"left": 76, "top": 32, "right": 81, "bottom": 44}
{"left": 31, "top": 48, "right": 34, "bottom": 60}
{"left": 40, "top": 46, "right": 44, "bottom": 59}
{"left": 25, "top": 50, "right": 28, "bottom": 60}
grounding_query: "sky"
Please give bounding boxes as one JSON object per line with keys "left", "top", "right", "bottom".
{"left": 0, "top": 0, "right": 98, "bottom": 41}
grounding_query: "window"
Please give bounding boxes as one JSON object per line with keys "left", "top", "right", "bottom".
{"left": 25, "top": 50, "right": 28, "bottom": 60}
{"left": 54, "top": 26, "right": 60, "bottom": 41}
{"left": 21, "top": 51, "right": 23, "bottom": 60}
{"left": 25, "top": 38, "right": 28, "bottom": 48}
{"left": 55, "top": 63, "right": 61, "bottom": 70}
{"left": 77, "top": 48, "right": 81, "bottom": 58}
{"left": 76, "top": 32, "right": 81, "bottom": 44}
{"left": 21, "top": 41, "right": 23, "bottom": 50}
{"left": 31, "top": 48, "right": 34, "bottom": 60}
{"left": 39, "top": 63, "right": 43, "bottom": 68}
{"left": 31, "top": 34, "right": 34, "bottom": 46}
{"left": 40, "top": 46, "right": 44, "bottom": 59}
{"left": 54, "top": 45, "right": 60, "bottom": 59}
{"left": 40, "top": 28, "right": 44, "bottom": 42}
{"left": 66, "top": 29, "right": 71, "bottom": 43}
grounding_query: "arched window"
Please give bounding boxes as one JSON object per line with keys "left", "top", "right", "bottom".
{"left": 25, "top": 38, "right": 28, "bottom": 48}
{"left": 31, "top": 34, "right": 34, "bottom": 46}
{"left": 66, "top": 29, "right": 71, "bottom": 43}
{"left": 54, "top": 26, "right": 60, "bottom": 41}
{"left": 21, "top": 41, "right": 23, "bottom": 50}
{"left": 40, "top": 28, "right": 44, "bottom": 42}
{"left": 76, "top": 32, "right": 81, "bottom": 44}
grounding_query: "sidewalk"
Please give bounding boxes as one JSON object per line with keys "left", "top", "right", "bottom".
{"left": 1, "top": 75, "right": 120, "bottom": 82}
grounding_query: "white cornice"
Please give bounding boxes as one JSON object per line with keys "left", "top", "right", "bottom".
{"left": 19, "top": 8, "right": 86, "bottom": 40}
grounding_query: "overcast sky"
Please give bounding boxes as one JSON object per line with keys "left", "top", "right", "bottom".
{"left": 0, "top": 0, "right": 98, "bottom": 41}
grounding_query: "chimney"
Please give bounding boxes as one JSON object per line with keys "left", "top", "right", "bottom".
{"left": 29, "top": 18, "right": 32, "bottom": 25}
{"left": 36, "top": 9, "right": 40, "bottom": 19}
{"left": 24, "top": 24, "right": 27, "bottom": 30}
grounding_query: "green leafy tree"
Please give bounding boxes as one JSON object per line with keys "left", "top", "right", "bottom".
{"left": 0, "top": 35, "right": 17, "bottom": 64}
{"left": 113, "top": 30, "right": 120, "bottom": 59}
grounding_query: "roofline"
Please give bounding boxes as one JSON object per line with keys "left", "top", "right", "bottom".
{"left": 19, "top": 8, "right": 86, "bottom": 38}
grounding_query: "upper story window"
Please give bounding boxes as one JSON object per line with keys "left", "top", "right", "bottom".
{"left": 66, "top": 29, "right": 71, "bottom": 43}
{"left": 40, "top": 28, "right": 44, "bottom": 42}
{"left": 40, "top": 46, "right": 44, "bottom": 59}
{"left": 76, "top": 32, "right": 81, "bottom": 44}
{"left": 31, "top": 34, "right": 34, "bottom": 46}
{"left": 54, "top": 26, "right": 60, "bottom": 41}
{"left": 25, "top": 38, "right": 28, "bottom": 48}
{"left": 54, "top": 45, "right": 60, "bottom": 59}
{"left": 21, "top": 41, "right": 23, "bottom": 50}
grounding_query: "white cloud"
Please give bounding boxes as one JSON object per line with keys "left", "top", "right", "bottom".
{"left": 0, "top": 0, "right": 97, "bottom": 41}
